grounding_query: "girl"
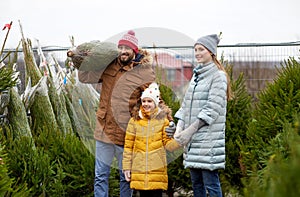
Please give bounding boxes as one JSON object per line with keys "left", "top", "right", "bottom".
{"left": 122, "top": 82, "right": 181, "bottom": 197}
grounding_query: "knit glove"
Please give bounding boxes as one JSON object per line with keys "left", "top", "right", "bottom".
{"left": 174, "top": 119, "right": 185, "bottom": 136}
{"left": 165, "top": 121, "right": 176, "bottom": 138}
{"left": 174, "top": 119, "right": 206, "bottom": 146}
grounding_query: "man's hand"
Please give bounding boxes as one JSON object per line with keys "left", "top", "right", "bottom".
{"left": 123, "top": 170, "right": 131, "bottom": 182}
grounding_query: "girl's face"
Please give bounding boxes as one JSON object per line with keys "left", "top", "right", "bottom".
{"left": 194, "top": 44, "right": 213, "bottom": 64}
{"left": 141, "top": 98, "right": 156, "bottom": 112}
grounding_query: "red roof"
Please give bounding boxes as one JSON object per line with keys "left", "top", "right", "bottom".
{"left": 150, "top": 49, "right": 193, "bottom": 69}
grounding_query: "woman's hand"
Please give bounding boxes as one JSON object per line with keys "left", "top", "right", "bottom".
{"left": 174, "top": 119, "right": 206, "bottom": 145}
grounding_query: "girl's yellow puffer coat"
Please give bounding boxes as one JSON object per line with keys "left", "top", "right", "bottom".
{"left": 122, "top": 109, "right": 180, "bottom": 190}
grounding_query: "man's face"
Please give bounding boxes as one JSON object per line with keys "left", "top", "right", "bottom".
{"left": 118, "top": 45, "right": 135, "bottom": 64}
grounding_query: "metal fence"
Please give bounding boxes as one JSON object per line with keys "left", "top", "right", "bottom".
{"left": 143, "top": 42, "right": 300, "bottom": 97}
{"left": 3, "top": 42, "right": 300, "bottom": 97}
{"left": 218, "top": 42, "right": 300, "bottom": 96}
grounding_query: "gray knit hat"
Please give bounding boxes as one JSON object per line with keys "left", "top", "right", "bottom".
{"left": 194, "top": 34, "right": 220, "bottom": 56}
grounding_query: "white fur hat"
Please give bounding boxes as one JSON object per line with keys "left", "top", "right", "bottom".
{"left": 141, "top": 82, "right": 160, "bottom": 106}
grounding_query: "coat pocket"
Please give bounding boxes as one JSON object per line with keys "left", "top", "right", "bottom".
{"left": 132, "top": 152, "right": 144, "bottom": 172}
{"left": 96, "top": 110, "right": 106, "bottom": 131}
{"left": 125, "top": 72, "right": 143, "bottom": 85}
{"left": 149, "top": 148, "right": 166, "bottom": 172}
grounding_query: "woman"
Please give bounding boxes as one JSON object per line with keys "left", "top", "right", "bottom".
{"left": 174, "top": 34, "right": 232, "bottom": 197}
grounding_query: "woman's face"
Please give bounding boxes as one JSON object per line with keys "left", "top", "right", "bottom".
{"left": 141, "top": 98, "right": 156, "bottom": 112}
{"left": 194, "top": 44, "right": 213, "bottom": 64}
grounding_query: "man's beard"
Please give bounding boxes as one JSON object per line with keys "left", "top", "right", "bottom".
{"left": 119, "top": 52, "right": 135, "bottom": 65}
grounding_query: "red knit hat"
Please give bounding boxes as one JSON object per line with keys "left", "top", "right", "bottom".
{"left": 118, "top": 30, "right": 139, "bottom": 54}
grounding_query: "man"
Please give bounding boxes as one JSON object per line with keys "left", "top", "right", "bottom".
{"left": 77, "top": 30, "right": 175, "bottom": 197}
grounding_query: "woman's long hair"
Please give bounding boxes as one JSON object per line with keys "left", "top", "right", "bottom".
{"left": 212, "top": 55, "right": 233, "bottom": 101}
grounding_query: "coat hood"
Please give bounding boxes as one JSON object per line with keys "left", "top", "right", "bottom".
{"left": 131, "top": 100, "right": 173, "bottom": 121}
{"left": 132, "top": 49, "right": 153, "bottom": 68}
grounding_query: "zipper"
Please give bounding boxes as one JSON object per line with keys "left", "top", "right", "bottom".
{"left": 189, "top": 78, "right": 198, "bottom": 125}
{"left": 145, "top": 119, "right": 150, "bottom": 188}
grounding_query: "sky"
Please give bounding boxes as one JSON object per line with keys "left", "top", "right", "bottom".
{"left": 1, "top": 0, "right": 300, "bottom": 49}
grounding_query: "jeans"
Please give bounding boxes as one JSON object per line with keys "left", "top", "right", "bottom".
{"left": 189, "top": 168, "right": 222, "bottom": 197}
{"left": 94, "top": 140, "right": 132, "bottom": 197}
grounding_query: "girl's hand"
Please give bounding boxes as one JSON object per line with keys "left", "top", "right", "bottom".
{"left": 123, "top": 170, "right": 131, "bottom": 182}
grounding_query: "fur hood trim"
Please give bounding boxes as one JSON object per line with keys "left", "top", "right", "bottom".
{"left": 132, "top": 101, "right": 172, "bottom": 121}
{"left": 138, "top": 108, "right": 165, "bottom": 120}
{"left": 134, "top": 49, "right": 153, "bottom": 67}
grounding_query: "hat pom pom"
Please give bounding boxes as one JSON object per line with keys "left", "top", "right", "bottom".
{"left": 149, "top": 82, "right": 159, "bottom": 90}
{"left": 128, "top": 30, "right": 135, "bottom": 36}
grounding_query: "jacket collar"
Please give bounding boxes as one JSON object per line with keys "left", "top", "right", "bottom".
{"left": 194, "top": 62, "right": 217, "bottom": 74}
{"left": 139, "top": 107, "right": 161, "bottom": 120}
{"left": 117, "top": 53, "right": 145, "bottom": 71}
{"left": 193, "top": 62, "right": 218, "bottom": 80}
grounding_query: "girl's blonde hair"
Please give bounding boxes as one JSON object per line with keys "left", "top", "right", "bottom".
{"left": 212, "top": 55, "right": 233, "bottom": 101}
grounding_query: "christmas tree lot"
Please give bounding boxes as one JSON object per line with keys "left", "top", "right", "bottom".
{"left": 1, "top": 21, "right": 300, "bottom": 196}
